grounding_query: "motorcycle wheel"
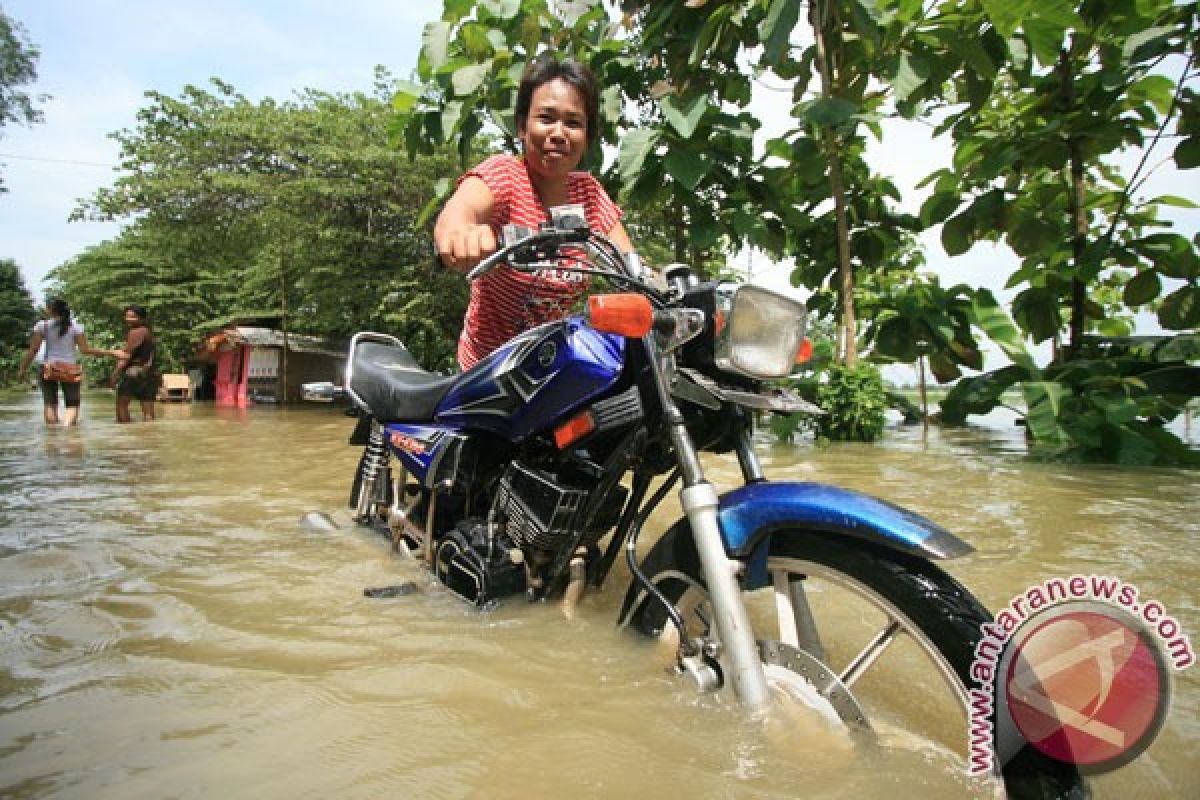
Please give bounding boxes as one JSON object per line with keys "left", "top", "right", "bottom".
{"left": 630, "top": 528, "right": 1085, "bottom": 800}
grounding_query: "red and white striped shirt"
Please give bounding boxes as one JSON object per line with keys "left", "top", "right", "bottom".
{"left": 456, "top": 154, "right": 622, "bottom": 369}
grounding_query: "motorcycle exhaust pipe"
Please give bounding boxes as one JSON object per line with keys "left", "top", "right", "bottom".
{"left": 301, "top": 381, "right": 346, "bottom": 402}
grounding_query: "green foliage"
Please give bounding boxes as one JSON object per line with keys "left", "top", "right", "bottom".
{"left": 908, "top": 0, "right": 1199, "bottom": 463}
{"left": 1, "top": 7, "right": 45, "bottom": 191}
{"left": 813, "top": 363, "right": 888, "bottom": 442}
{"left": 851, "top": 236, "right": 983, "bottom": 383}
{"left": 931, "top": 0, "right": 1199, "bottom": 346}
{"left": 65, "top": 78, "right": 467, "bottom": 372}
{"left": 0, "top": 258, "right": 37, "bottom": 385}
{"left": 940, "top": 291, "right": 1199, "bottom": 465}
{"left": 0, "top": 9, "right": 42, "bottom": 129}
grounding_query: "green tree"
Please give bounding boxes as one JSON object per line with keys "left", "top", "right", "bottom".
{"left": 816, "top": 363, "right": 888, "bottom": 440}
{"left": 0, "top": 257, "right": 37, "bottom": 384}
{"left": 1, "top": 7, "right": 45, "bottom": 190}
{"left": 920, "top": 0, "right": 1200, "bottom": 461}
{"left": 855, "top": 246, "right": 982, "bottom": 387}
{"left": 749, "top": 0, "right": 1007, "bottom": 367}
{"left": 69, "top": 77, "right": 467, "bottom": 375}
{"left": 929, "top": 0, "right": 1199, "bottom": 348}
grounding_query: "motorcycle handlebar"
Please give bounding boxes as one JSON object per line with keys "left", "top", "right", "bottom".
{"left": 464, "top": 226, "right": 597, "bottom": 281}
{"left": 460, "top": 225, "right": 667, "bottom": 307}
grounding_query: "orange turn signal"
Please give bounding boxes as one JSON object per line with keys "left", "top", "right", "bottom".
{"left": 795, "top": 337, "right": 813, "bottom": 365}
{"left": 586, "top": 294, "right": 653, "bottom": 338}
{"left": 554, "top": 411, "right": 596, "bottom": 450}
{"left": 713, "top": 309, "right": 727, "bottom": 336}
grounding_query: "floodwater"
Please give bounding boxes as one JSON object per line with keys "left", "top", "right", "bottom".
{"left": 1, "top": 389, "right": 1196, "bottom": 799}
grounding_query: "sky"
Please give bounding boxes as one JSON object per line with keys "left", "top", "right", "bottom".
{"left": 2, "top": 1, "right": 1196, "bottom": 360}
{"left": 1, "top": 0, "right": 439, "bottom": 296}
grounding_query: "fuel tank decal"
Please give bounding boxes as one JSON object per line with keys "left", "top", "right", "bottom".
{"left": 435, "top": 318, "right": 625, "bottom": 441}
{"left": 440, "top": 332, "right": 556, "bottom": 417}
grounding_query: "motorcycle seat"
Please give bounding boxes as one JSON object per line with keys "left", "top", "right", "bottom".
{"left": 349, "top": 340, "right": 458, "bottom": 422}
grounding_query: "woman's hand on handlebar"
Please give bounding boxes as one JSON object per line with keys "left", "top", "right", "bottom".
{"left": 433, "top": 176, "right": 498, "bottom": 273}
{"left": 436, "top": 223, "right": 497, "bottom": 273}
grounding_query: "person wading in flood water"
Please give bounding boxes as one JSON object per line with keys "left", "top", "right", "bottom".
{"left": 110, "top": 305, "right": 161, "bottom": 423}
{"left": 16, "top": 297, "right": 122, "bottom": 426}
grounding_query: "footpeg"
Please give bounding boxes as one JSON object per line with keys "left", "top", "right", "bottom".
{"left": 678, "top": 653, "right": 722, "bottom": 693}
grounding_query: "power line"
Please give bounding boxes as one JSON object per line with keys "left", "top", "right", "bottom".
{"left": 0, "top": 152, "right": 113, "bottom": 168}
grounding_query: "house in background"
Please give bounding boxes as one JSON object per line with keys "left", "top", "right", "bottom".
{"left": 197, "top": 326, "right": 346, "bottom": 408}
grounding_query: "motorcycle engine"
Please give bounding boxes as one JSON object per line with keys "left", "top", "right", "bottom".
{"left": 434, "top": 459, "right": 627, "bottom": 607}
{"left": 495, "top": 459, "right": 626, "bottom": 549}
{"left": 494, "top": 461, "right": 589, "bottom": 550}
{"left": 434, "top": 520, "right": 525, "bottom": 608}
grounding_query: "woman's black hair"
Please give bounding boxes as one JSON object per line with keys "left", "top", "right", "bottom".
{"left": 515, "top": 55, "right": 600, "bottom": 145}
{"left": 123, "top": 304, "right": 149, "bottom": 321}
{"left": 47, "top": 297, "right": 71, "bottom": 336}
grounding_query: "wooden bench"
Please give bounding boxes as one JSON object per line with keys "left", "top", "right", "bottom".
{"left": 158, "top": 373, "right": 193, "bottom": 402}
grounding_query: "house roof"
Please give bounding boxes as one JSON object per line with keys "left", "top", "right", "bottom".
{"left": 219, "top": 326, "right": 346, "bottom": 357}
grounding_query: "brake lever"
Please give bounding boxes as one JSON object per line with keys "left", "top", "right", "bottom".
{"left": 465, "top": 227, "right": 588, "bottom": 281}
{"left": 465, "top": 249, "right": 509, "bottom": 281}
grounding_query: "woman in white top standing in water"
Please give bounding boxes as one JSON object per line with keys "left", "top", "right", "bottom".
{"left": 16, "top": 298, "right": 117, "bottom": 426}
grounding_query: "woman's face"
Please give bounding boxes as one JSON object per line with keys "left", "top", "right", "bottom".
{"left": 519, "top": 78, "right": 588, "bottom": 182}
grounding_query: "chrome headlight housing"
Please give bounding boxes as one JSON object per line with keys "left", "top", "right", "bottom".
{"left": 713, "top": 284, "right": 807, "bottom": 379}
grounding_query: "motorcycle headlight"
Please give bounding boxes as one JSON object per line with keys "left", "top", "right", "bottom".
{"left": 713, "top": 284, "right": 807, "bottom": 379}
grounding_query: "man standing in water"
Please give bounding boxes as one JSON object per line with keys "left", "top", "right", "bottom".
{"left": 111, "top": 305, "right": 160, "bottom": 423}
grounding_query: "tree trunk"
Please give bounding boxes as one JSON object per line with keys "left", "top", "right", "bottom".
{"left": 810, "top": 0, "right": 856, "bottom": 366}
{"left": 918, "top": 353, "right": 929, "bottom": 436}
{"left": 1059, "top": 46, "right": 1088, "bottom": 360}
{"left": 829, "top": 153, "right": 856, "bottom": 366}
{"left": 671, "top": 199, "right": 688, "bottom": 264}
{"left": 279, "top": 245, "right": 290, "bottom": 404}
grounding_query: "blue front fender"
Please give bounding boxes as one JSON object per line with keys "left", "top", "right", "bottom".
{"left": 717, "top": 481, "right": 973, "bottom": 587}
{"left": 616, "top": 480, "right": 974, "bottom": 628}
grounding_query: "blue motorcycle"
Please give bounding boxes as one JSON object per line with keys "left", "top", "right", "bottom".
{"left": 305, "top": 210, "right": 1083, "bottom": 798}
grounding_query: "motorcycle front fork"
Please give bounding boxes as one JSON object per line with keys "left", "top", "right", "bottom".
{"left": 645, "top": 338, "right": 772, "bottom": 708}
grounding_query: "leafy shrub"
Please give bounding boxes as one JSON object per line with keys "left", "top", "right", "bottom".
{"left": 813, "top": 364, "right": 888, "bottom": 442}
{"left": 942, "top": 290, "right": 1200, "bottom": 464}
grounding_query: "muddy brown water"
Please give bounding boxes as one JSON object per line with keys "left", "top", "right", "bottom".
{"left": 1, "top": 389, "right": 1196, "bottom": 798}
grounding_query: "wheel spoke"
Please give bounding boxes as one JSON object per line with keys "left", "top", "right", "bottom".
{"left": 771, "top": 569, "right": 826, "bottom": 662}
{"left": 839, "top": 619, "right": 902, "bottom": 689}
{"left": 771, "top": 569, "right": 799, "bottom": 647}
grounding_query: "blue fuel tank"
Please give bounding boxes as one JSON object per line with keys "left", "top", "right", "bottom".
{"left": 434, "top": 317, "right": 625, "bottom": 441}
